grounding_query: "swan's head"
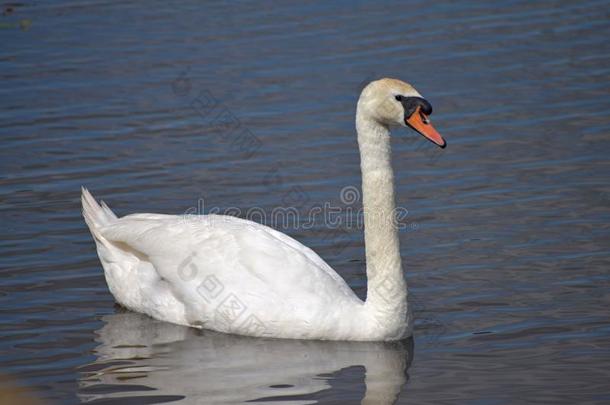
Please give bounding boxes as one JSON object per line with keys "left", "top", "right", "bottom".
{"left": 358, "top": 78, "right": 446, "bottom": 148}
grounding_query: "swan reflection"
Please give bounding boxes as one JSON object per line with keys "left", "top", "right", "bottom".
{"left": 79, "top": 311, "right": 414, "bottom": 404}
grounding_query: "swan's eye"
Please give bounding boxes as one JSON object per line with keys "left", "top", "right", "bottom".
{"left": 395, "top": 95, "right": 403, "bottom": 102}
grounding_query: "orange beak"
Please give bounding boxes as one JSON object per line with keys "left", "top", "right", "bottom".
{"left": 406, "top": 106, "right": 446, "bottom": 148}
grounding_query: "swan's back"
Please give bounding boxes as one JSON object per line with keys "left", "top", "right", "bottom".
{"left": 82, "top": 188, "right": 366, "bottom": 340}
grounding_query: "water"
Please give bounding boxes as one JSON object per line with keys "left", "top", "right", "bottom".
{"left": 1, "top": 0, "right": 609, "bottom": 403}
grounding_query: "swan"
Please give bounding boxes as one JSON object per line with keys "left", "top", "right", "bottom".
{"left": 82, "top": 78, "right": 446, "bottom": 341}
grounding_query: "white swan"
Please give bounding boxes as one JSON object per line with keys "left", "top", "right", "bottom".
{"left": 82, "top": 78, "right": 446, "bottom": 341}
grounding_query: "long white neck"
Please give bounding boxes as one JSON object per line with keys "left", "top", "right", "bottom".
{"left": 356, "top": 109, "right": 411, "bottom": 337}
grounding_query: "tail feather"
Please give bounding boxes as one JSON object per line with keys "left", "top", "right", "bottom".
{"left": 100, "top": 200, "right": 118, "bottom": 221}
{"left": 81, "top": 187, "right": 117, "bottom": 238}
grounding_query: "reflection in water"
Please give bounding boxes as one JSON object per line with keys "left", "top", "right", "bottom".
{"left": 79, "top": 311, "right": 414, "bottom": 404}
